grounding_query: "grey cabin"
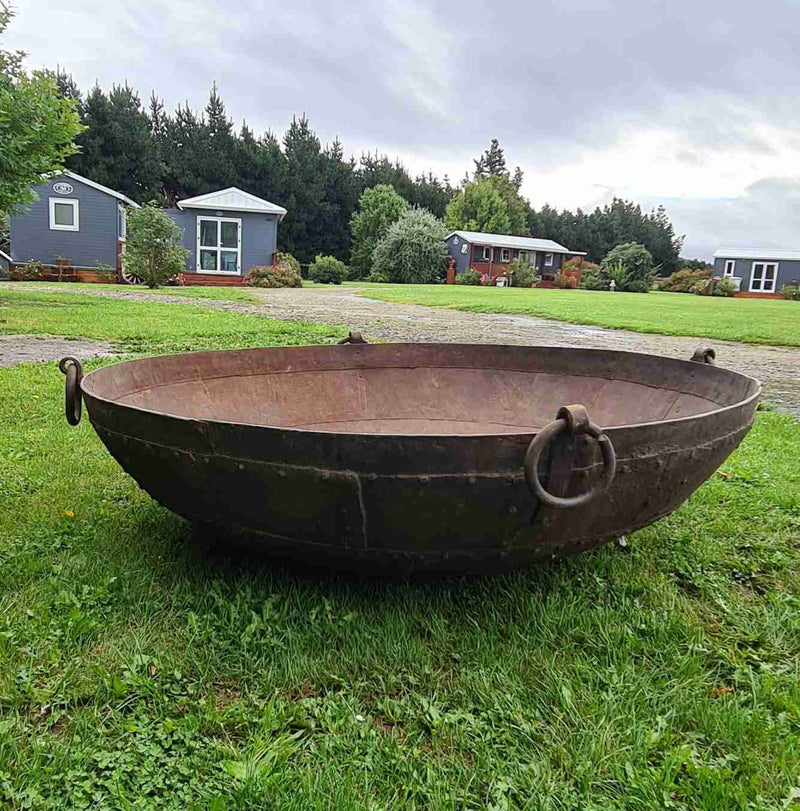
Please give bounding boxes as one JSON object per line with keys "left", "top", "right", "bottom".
{"left": 8, "top": 172, "right": 287, "bottom": 285}
{"left": 9, "top": 171, "right": 137, "bottom": 276}
{"left": 445, "top": 230, "right": 586, "bottom": 284}
{"left": 712, "top": 248, "right": 799, "bottom": 298}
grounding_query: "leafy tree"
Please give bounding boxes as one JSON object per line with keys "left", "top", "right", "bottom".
{"left": 680, "top": 258, "right": 713, "bottom": 271}
{"left": 445, "top": 179, "right": 510, "bottom": 234}
{"left": 309, "top": 254, "right": 347, "bottom": 284}
{"left": 0, "top": 212, "right": 8, "bottom": 253}
{"left": 0, "top": 3, "right": 84, "bottom": 214}
{"left": 600, "top": 242, "right": 655, "bottom": 293}
{"left": 122, "top": 203, "right": 188, "bottom": 288}
{"left": 67, "top": 83, "right": 163, "bottom": 204}
{"left": 474, "top": 139, "right": 506, "bottom": 178}
{"left": 349, "top": 184, "right": 407, "bottom": 278}
{"left": 372, "top": 207, "right": 447, "bottom": 284}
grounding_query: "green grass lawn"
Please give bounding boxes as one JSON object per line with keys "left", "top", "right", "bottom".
{"left": 351, "top": 284, "right": 800, "bottom": 346}
{"left": 3, "top": 280, "right": 262, "bottom": 303}
{"left": 0, "top": 292, "right": 798, "bottom": 808}
{"left": 0, "top": 289, "right": 345, "bottom": 354}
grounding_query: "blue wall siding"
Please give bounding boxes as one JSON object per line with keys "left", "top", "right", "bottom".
{"left": 713, "top": 256, "right": 800, "bottom": 292}
{"left": 166, "top": 208, "right": 278, "bottom": 275}
{"left": 10, "top": 175, "right": 119, "bottom": 268}
{"left": 445, "top": 234, "right": 472, "bottom": 274}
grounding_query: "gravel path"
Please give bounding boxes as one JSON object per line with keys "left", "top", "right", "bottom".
{"left": 2, "top": 283, "right": 798, "bottom": 417}
{"left": 0, "top": 334, "right": 113, "bottom": 368}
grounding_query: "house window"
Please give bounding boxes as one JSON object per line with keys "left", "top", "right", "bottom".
{"left": 544, "top": 253, "right": 554, "bottom": 267}
{"left": 749, "top": 261, "right": 777, "bottom": 293}
{"left": 500, "top": 248, "right": 510, "bottom": 262}
{"left": 519, "top": 251, "right": 529, "bottom": 263}
{"left": 196, "top": 216, "right": 241, "bottom": 274}
{"left": 723, "top": 259, "right": 735, "bottom": 277}
{"left": 118, "top": 204, "right": 127, "bottom": 241}
{"left": 482, "top": 246, "right": 492, "bottom": 261}
{"left": 460, "top": 243, "right": 468, "bottom": 254}
{"left": 49, "top": 198, "right": 79, "bottom": 231}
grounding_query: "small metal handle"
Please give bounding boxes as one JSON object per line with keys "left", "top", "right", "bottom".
{"left": 59, "top": 356, "right": 84, "bottom": 426}
{"left": 524, "top": 404, "right": 616, "bottom": 509}
{"left": 337, "top": 331, "right": 368, "bottom": 345}
{"left": 691, "top": 347, "right": 715, "bottom": 365}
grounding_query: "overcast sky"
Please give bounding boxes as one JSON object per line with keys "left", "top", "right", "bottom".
{"left": 7, "top": 0, "right": 800, "bottom": 259}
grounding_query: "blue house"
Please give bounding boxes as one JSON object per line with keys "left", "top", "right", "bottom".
{"left": 164, "top": 187, "right": 286, "bottom": 284}
{"left": 0, "top": 249, "right": 11, "bottom": 280}
{"left": 8, "top": 172, "right": 287, "bottom": 285}
{"left": 9, "top": 171, "right": 138, "bottom": 280}
{"left": 712, "top": 248, "right": 799, "bottom": 298}
{"left": 445, "top": 230, "right": 586, "bottom": 285}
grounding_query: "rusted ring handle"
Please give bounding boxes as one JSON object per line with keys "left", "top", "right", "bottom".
{"left": 691, "top": 347, "right": 715, "bottom": 365}
{"left": 337, "top": 331, "right": 368, "bottom": 345}
{"left": 58, "top": 356, "right": 84, "bottom": 426}
{"left": 524, "top": 406, "right": 616, "bottom": 509}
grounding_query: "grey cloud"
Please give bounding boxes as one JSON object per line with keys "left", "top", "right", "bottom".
{"left": 645, "top": 177, "right": 800, "bottom": 261}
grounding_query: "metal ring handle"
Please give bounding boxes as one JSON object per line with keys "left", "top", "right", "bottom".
{"left": 524, "top": 412, "right": 616, "bottom": 509}
{"left": 691, "top": 347, "right": 715, "bottom": 365}
{"left": 59, "top": 356, "right": 84, "bottom": 426}
{"left": 337, "top": 331, "right": 368, "bottom": 345}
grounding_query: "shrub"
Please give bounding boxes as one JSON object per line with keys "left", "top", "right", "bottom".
{"left": 366, "top": 269, "right": 390, "bottom": 283}
{"left": 274, "top": 252, "right": 301, "bottom": 276}
{"left": 246, "top": 263, "right": 302, "bottom": 288}
{"left": 507, "top": 257, "right": 538, "bottom": 288}
{"left": 580, "top": 269, "right": 607, "bottom": 290}
{"left": 11, "top": 259, "right": 42, "bottom": 281}
{"left": 658, "top": 267, "right": 712, "bottom": 293}
{"left": 309, "top": 254, "right": 348, "bottom": 284}
{"left": 781, "top": 284, "right": 800, "bottom": 301}
{"left": 692, "top": 276, "right": 736, "bottom": 297}
{"left": 455, "top": 268, "right": 482, "bottom": 286}
{"left": 600, "top": 242, "right": 655, "bottom": 292}
{"left": 371, "top": 207, "right": 448, "bottom": 284}
{"left": 690, "top": 278, "right": 711, "bottom": 295}
{"left": 555, "top": 271, "right": 578, "bottom": 289}
{"left": 95, "top": 262, "right": 119, "bottom": 283}
{"left": 123, "top": 204, "right": 189, "bottom": 288}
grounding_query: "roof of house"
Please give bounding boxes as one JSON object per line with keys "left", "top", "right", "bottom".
{"left": 714, "top": 247, "right": 800, "bottom": 261}
{"left": 0, "top": 249, "right": 11, "bottom": 263}
{"left": 177, "top": 187, "right": 287, "bottom": 220}
{"left": 62, "top": 170, "right": 139, "bottom": 208}
{"left": 445, "top": 230, "right": 585, "bottom": 255}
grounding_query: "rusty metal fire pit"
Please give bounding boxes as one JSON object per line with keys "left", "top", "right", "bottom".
{"left": 59, "top": 340, "right": 760, "bottom": 575}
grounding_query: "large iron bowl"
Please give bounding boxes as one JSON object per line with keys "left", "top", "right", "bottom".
{"left": 59, "top": 341, "right": 760, "bottom": 575}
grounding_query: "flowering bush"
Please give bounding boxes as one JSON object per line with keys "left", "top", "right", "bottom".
{"left": 246, "top": 261, "right": 302, "bottom": 288}
{"left": 555, "top": 271, "right": 578, "bottom": 289}
{"left": 657, "top": 268, "right": 712, "bottom": 293}
{"left": 455, "top": 268, "right": 481, "bottom": 285}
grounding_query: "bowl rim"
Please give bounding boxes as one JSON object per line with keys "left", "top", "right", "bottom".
{"left": 79, "top": 343, "right": 763, "bottom": 439}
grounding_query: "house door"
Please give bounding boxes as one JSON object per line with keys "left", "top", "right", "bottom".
{"left": 749, "top": 262, "right": 777, "bottom": 293}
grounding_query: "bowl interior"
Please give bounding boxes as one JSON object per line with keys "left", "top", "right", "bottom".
{"left": 84, "top": 344, "right": 759, "bottom": 435}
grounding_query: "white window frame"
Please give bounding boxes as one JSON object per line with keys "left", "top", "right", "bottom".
{"left": 500, "top": 248, "right": 511, "bottom": 262}
{"left": 749, "top": 261, "right": 778, "bottom": 293}
{"left": 544, "top": 252, "right": 554, "bottom": 267}
{"left": 723, "top": 259, "right": 735, "bottom": 277}
{"left": 49, "top": 198, "right": 79, "bottom": 231}
{"left": 196, "top": 215, "right": 242, "bottom": 275}
{"left": 118, "top": 204, "right": 127, "bottom": 242}
{"left": 482, "top": 246, "right": 492, "bottom": 261}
